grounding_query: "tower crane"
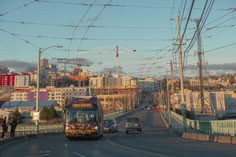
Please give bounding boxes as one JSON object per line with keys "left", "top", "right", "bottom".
{"left": 52, "top": 57, "right": 90, "bottom": 87}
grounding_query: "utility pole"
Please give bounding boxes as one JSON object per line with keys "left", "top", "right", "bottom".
{"left": 195, "top": 18, "right": 205, "bottom": 112}
{"left": 116, "top": 46, "right": 120, "bottom": 90}
{"left": 168, "top": 60, "right": 175, "bottom": 92}
{"left": 176, "top": 16, "right": 185, "bottom": 103}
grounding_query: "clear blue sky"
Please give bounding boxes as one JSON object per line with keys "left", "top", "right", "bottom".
{"left": 0, "top": 0, "right": 235, "bottom": 77}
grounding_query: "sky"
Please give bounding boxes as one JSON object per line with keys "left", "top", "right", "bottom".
{"left": 0, "top": 0, "right": 236, "bottom": 78}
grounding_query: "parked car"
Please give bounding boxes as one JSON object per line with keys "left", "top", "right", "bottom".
{"left": 104, "top": 118, "right": 118, "bottom": 133}
{"left": 125, "top": 117, "right": 142, "bottom": 134}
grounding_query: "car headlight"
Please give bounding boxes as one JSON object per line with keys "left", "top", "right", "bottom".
{"left": 93, "top": 126, "right": 98, "bottom": 130}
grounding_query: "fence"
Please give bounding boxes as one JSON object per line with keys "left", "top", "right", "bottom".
{"left": 0, "top": 111, "right": 126, "bottom": 140}
{"left": 0, "top": 123, "right": 64, "bottom": 138}
{"left": 171, "top": 111, "right": 236, "bottom": 136}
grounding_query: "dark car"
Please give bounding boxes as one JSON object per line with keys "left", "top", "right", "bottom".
{"left": 125, "top": 117, "right": 142, "bottom": 134}
{"left": 104, "top": 118, "right": 118, "bottom": 133}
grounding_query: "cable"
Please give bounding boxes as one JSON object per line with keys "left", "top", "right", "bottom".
{"left": 76, "top": 0, "right": 113, "bottom": 54}
{"left": 67, "top": 0, "right": 97, "bottom": 59}
{"left": 0, "top": 1, "right": 35, "bottom": 17}
{"left": 0, "top": 28, "right": 39, "bottom": 48}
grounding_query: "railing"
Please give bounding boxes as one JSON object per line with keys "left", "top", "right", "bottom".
{"left": 170, "top": 111, "right": 236, "bottom": 136}
{"left": 0, "top": 111, "right": 127, "bottom": 142}
{"left": 0, "top": 123, "right": 64, "bottom": 138}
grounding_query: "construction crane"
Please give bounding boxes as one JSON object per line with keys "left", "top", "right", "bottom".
{"left": 52, "top": 58, "right": 90, "bottom": 87}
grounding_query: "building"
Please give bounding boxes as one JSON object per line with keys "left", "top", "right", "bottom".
{"left": 47, "top": 86, "right": 90, "bottom": 107}
{"left": 97, "top": 93, "right": 137, "bottom": 115}
{"left": 0, "top": 73, "right": 30, "bottom": 87}
{"left": 90, "top": 76, "right": 105, "bottom": 88}
{"left": 15, "top": 74, "right": 30, "bottom": 88}
{"left": 0, "top": 74, "right": 16, "bottom": 86}
{"left": 137, "top": 77, "right": 155, "bottom": 91}
{"left": 10, "top": 86, "right": 91, "bottom": 107}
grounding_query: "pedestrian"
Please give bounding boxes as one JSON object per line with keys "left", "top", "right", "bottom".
{"left": 1, "top": 116, "right": 7, "bottom": 139}
{"left": 10, "top": 116, "right": 17, "bottom": 137}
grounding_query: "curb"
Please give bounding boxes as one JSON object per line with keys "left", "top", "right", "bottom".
{"left": 181, "top": 132, "right": 236, "bottom": 144}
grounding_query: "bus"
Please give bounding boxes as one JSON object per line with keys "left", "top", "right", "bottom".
{"left": 64, "top": 96, "right": 104, "bottom": 139}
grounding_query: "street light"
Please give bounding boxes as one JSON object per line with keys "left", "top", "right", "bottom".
{"left": 35, "top": 45, "right": 63, "bottom": 133}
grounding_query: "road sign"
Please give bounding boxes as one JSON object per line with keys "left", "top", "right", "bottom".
{"left": 33, "top": 111, "right": 40, "bottom": 121}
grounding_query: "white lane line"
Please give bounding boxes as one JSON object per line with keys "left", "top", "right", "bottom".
{"left": 39, "top": 154, "right": 50, "bottom": 157}
{"left": 73, "top": 152, "right": 86, "bottom": 157}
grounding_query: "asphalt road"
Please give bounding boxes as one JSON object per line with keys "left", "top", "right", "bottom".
{"left": 1, "top": 110, "right": 236, "bottom": 157}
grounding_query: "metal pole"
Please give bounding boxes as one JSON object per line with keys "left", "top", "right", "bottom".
{"left": 35, "top": 45, "right": 62, "bottom": 134}
{"left": 166, "top": 71, "right": 171, "bottom": 127}
{"left": 35, "top": 48, "right": 41, "bottom": 134}
{"left": 176, "top": 16, "right": 185, "bottom": 103}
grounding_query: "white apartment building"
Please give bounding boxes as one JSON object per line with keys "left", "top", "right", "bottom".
{"left": 80, "top": 69, "right": 93, "bottom": 77}
{"left": 107, "top": 76, "right": 118, "bottom": 88}
{"left": 90, "top": 75, "right": 136, "bottom": 89}
{"left": 47, "top": 86, "right": 89, "bottom": 107}
{"left": 14, "top": 74, "right": 30, "bottom": 88}
{"left": 89, "top": 77, "right": 104, "bottom": 88}
{"left": 11, "top": 91, "right": 28, "bottom": 101}
{"left": 10, "top": 86, "right": 90, "bottom": 107}
{"left": 121, "top": 76, "right": 132, "bottom": 87}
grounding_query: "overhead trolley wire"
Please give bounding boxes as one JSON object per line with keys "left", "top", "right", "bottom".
{"left": 0, "top": 1, "right": 35, "bottom": 17}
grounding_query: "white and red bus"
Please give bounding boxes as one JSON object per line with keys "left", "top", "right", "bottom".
{"left": 64, "top": 96, "right": 104, "bottom": 139}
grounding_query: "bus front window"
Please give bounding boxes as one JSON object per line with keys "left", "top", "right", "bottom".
{"left": 66, "top": 110, "right": 97, "bottom": 123}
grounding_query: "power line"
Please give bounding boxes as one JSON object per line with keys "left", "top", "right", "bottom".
{"left": 0, "top": 28, "right": 39, "bottom": 48}
{"left": 206, "top": 42, "right": 236, "bottom": 53}
{"left": 182, "top": 0, "right": 213, "bottom": 69}
{"left": 0, "top": 1, "right": 35, "bottom": 17}
{"left": 76, "top": 0, "right": 113, "bottom": 54}
{"left": 67, "top": 0, "right": 97, "bottom": 59}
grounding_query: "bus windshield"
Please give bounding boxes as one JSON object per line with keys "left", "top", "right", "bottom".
{"left": 66, "top": 109, "right": 97, "bottom": 123}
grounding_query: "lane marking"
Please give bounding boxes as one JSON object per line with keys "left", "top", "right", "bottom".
{"left": 39, "top": 154, "right": 50, "bottom": 157}
{"left": 73, "top": 152, "right": 86, "bottom": 157}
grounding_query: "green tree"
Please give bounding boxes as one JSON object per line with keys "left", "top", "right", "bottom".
{"left": 40, "top": 107, "right": 49, "bottom": 120}
{"left": 48, "top": 105, "right": 57, "bottom": 120}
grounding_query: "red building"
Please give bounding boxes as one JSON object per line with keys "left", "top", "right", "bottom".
{"left": 0, "top": 74, "right": 17, "bottom": 86}
{"left": 0, "top": 73, "right": 30, "bottom": 87}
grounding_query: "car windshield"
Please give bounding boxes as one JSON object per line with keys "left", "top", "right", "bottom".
{"left": 127, "top": 118, "right": 140, "bottom": 122}
{"left": 104, "top": 120, "right": 114, "bottom": 125}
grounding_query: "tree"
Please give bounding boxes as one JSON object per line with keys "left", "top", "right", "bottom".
{"left": 48, "top": 105, "right": 57, "bottom": 119}
{"left": 40, "top": 107, "right": 49, "bottom": 120}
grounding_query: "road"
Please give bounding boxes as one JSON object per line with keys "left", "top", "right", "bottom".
{"left": 1, "top": 110, "right": 236, "bottom": 157}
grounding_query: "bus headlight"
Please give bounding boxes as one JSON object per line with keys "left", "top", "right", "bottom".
{"left": 66, "top": 126, "right": 72, "bottom": 130}
{"left": 93, "top": 126, "right": 98, "bottom": 130}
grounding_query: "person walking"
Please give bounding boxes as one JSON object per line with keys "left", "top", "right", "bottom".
{"left": 1, "top": 116, "right": 7, "bottom": 139}
{"left": 10, "top": 116, "right": 17, "bottom": 137}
